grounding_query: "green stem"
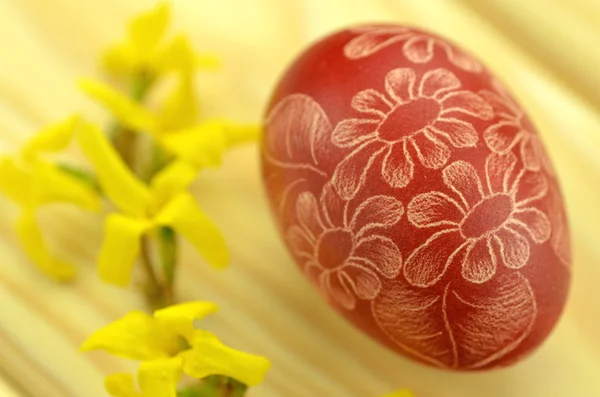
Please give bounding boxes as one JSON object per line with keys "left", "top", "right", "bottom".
{"left": 110, "top": 125, "right": 137, "bottom": 169}
{"left": 57, "top": 163, "right": 101, "bottom": 192}
{"left": 141, "top": 141, "right": 173, "bottom": 183}
{"left": 158, "top": 226, "right": 177, "bottom": 303}
{"left": 176, "top": 376, "right": 248, "bottom": 397}
{"left": 110, "top": 71, "right": 154, "bottom": 169}
{"left": 109, "top": 70, "right": 173, "bottom": 309}
{"left": 140, "top": 235, "right": 163, "bottom": 309}
{"left": 225, "top": 378, "right": 247, "bottom": 397}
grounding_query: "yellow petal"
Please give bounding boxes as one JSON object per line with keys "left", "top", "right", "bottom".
{"left": 97, "top": 214, "right": 150, "bottom": 287}
{"left": 154, "top": 193, "right": 229, "bottom": 269}
{"left": 78, "top": 79, "right": 158, "bottom": 134}
{"left": 21, "top": 115, "right": 79, "bottom": 160}
{"left": 222, "top": 122, "right": 260, "bottom": 148}
{"left": 128, "top": 2, "right": 171, "bottom": 64}
{"left": 103, "top": 44, "right": 134, "bottom": 78}
{"left": 138, "top": 357, "right": 182, "bottom": 397}
{"left": 31, "top": 162, "right": 100, "bottom": 211}
{"left": 81, "top": 310, "right": 177, "bottom": 360}
{"left": 105, "top": 373, "right": 141, "bottom": 397}
{"left": 156, "top": 73, "right": 197, "bottom": 132}
{"left": 379, "top": 390, "right": 415, "bottom": 397}
{"left": 154, "top": 301, "right": 218, "bottom": 342}
{"left": 153, "top": 34, "right": 220, "bottom": 75}
{"left": 77, "top": 121, "right": 150, "bottom": 216}
{"left": 0, "top": 157, "right": 31, "bottom": 204}
{"left": 152, "top": 35, "right": 195, "bottom": 75}
{"left": 195, "top": 53, "right": 221, "bottom": 70}
{"left": 181, "top": 330, "right": 270, "bottom": 387}
{"left": 149, "top": 160, "right": 197, "bottom": 209}
{"left": 15, "top": 209, "right": 76, "bottom": 281}
{"left": 160, "top": 122, "right": 227, "bottom": 169}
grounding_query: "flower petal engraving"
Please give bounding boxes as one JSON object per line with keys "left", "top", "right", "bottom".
{"left": 286, "top": 225, "right": 314, "bottom": 259}
{"left": 382, "top": 141, "right": 414, "bottom": 188}
{"left": 332, "top": 118, "right": 379, "bottom": 147}
{"left": 495, "top": 227, "right": 530, "bottom": 269}
{"left": 546, "top": 185, "right": 571, "bottom": 267}
{"left": 404, "top": 230, "right": 465, "bottom": 287}
{"left": 351, "top": 89, "right": 393, "bottom": 115}
{"left": 353, "top": 235, "right": 402, "bottom": 278}
{"left": 419, "top": 69, "right": 461, "bottom": 98}
{"left": 305, "top": 262, "right": 324, "bottom": 286}
{"left": 331, "top": 141, "right": 387, "bottom": 200}
{"left": 342, "top": 264, "right": 382, "bottom": 300}
{"left": 344, "top": 27, "right": 411, "bottom": 59}
{"left": 295, "top": 192, "right": 324, "bottom": 240}
{"left": 480, "top": 83, "right": 553, "bottom": 176}
{"left": 265, "top": 173, "right": 307, "bottom": 216}
{"left": 441, "top": 91, "right": 493, "bottom": 120}
{"left": 411, "top": 132, "right": 450, "bottom": 169}
{"left": 408, "top": 192, "right": 465, "bottom": 227}
{"left": 265, "top": 94, "right": 331, "bottom": 172}
{"left": 443, "top": 161, "right": 484, "bottom": 209}
{"left": 483, "top": 121, "right": 522, "bottom": 153}
{"left": 479, "top": 89, "right": 518, "bottom": 118}
{"left": 326, "top": 271, "right": 356, "bottom": 310}
{"left": 320, "top": 182, "right": 346, "bottom": 228}
{"left": 485, "top": 152, "right": 517, "bottom": 195}
{"left": 403, "top": 36, "right": 435, "bottom": 63}
{"left": 430, "top": 118, "right": 478, "bottom": 148}
{"left": 385, "top": 68, "right": 416, "bottom": 103}
{"left": 461, "top": 237, "right": 497, "bottom": 284}
{"left": 512, "top": 170, "right": 548, "bottom": 206}
{"left": 445, "top": 44, "right": 482, "bottom": 73}
{"left": 512, "top": 208, "right": 551, "bottom": 243}
{"left": 351, "top": 195, "right": 404, "bottom": 235}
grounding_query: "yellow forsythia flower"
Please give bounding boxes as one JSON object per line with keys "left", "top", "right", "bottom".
{"left": 103, "top": 2, "right": 218, "bottom": 80}
{"left": 0, "top": 117, "right": 100, "bottom": 281}
{"left": 76, "top": 121, "right": 229, "bottom": 286}
{"left": 82, "top": 2, "right": 258, "bottom": 171}
{"left": 81, "top": 301, "right": 271, "bottom": 396}
{"left": 78, "top": 77, "right": 259, "bottom": 170}
{"left": 379, "top": 390, "right": 415, "bottom": 397}
{"left": 104, "top": 359, "right": 182, "bottom": 397}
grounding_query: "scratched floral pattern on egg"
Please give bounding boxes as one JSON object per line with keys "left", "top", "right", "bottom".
{"left": 405, "top": 152, "right": 551, "bottom": 287}
{"left": 263, "top": 93, "right": 331, "bottom": 178}
{"left": 331, "top": 67, "right": 493, "bottom": 199}
{"left": 372, "top": 272, "right": 537, "bottom": 369}
{"left": 547, "top": 184, "right": 571, "bottom": 268}
{"left": 286, "top": 183, "right": 404, "bottom": 310}
{"left": 480, "top": 79, "right": 555, "bottom": 175}
{"left": 261, "top": 25, "right": 571, "bottom": 371}
{"left": 344, "top": 26, "right": 483, "bottom": 73}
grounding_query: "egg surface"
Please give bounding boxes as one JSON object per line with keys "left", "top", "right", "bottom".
{"left": 260, "top": 25, "right": 571, "bottom": 370}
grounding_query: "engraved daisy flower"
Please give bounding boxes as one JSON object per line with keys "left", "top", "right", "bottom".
{"left": 286, "top": 184, "right": 404, "bottom": 310}
{"left": 331, "top": 67, "right": 493, "bottom": 199}
{"left": 344, "top": 26, "right": 483, "bottom": 73}
{"left": 404, "top": 152, "right": 551, "bottom": 287}
{"left": 480, "top": 80, "right": 554, "bottom": 175}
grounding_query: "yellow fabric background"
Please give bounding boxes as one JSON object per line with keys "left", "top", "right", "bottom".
{"left": 0, "top": 0, "right": 599, "bottom": 396}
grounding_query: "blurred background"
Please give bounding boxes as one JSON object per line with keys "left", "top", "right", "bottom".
{"left": 0, "top": 0, "right": 599, "bottom": 396}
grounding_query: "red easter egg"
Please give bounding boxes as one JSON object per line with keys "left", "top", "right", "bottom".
{"left": 260, "top": 25, "right": 571, "bottom": 370}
